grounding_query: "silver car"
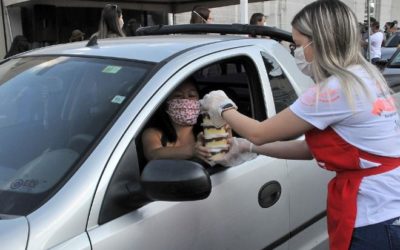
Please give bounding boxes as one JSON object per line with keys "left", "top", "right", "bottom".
{"left": 0, "top": 26, "right": 333, "bottom": 250}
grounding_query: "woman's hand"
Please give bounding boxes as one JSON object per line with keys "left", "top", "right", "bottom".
{"left": 200, "top": 90, "right": 237, "bottom": 128}
{"left": 193, "top": 132, "right": 212, "bottom": 163}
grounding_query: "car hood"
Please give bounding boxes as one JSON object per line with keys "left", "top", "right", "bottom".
{"left": 0, "top": 215, "right": 28, "bottom": 250}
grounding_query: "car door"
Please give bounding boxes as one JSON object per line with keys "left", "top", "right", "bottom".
{"left": 87, "top": 47, "right": 291, "bottom": 250}
{"left": 259, "top": 43, "right": 333, "bottom": 249}
{"left": 382, "top": 48, "right": 400, "bottom": 95}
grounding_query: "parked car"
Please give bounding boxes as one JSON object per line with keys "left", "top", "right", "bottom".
{"left": 381, "top": 47, "right": 400, "bottom": 108}
{"left": 381, "top": 31, "right": 400, "bottom": 60}
{"left": 385, "top": 31, "right": 400, "bottom": 48}
{"left": 0, "top": 24, "right": 333, "bottom": 250}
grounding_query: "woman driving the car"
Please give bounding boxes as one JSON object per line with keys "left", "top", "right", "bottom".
{"left": 141, "top": 77, "right": 211, "bottom": 163}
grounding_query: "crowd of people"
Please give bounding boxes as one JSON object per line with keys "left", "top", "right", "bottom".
{"left": 360, "top": 17, "right": 399, "bottom": 65}
{"left": 3, "top": 4, "right": 269, "bottom": 59}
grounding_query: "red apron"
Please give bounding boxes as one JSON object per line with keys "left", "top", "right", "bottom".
{"left": 305, "top": 127, "right": 400, "bottom": 250}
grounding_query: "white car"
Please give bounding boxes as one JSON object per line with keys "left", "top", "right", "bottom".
{"left": 0, "top": 24, "right": 332, "bottom": 250}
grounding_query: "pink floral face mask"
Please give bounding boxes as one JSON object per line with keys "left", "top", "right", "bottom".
{"left": 166, "top": 99, "right": 200, "bottom": 126}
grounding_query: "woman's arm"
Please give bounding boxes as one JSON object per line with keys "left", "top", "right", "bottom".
{"left": 222, "top": 107, "right": 314, "bottom": 145}
{"left": 142, "top": 128, "right": 211, "bottom": 161}
{"left": 215, "top": 137, "right": 312, "bottom": 167}
{"left": 142, "top": 128, "right": 194, "bottom": 161}
{"left": 252, "top": 140, "right": 313, "bottom": 160}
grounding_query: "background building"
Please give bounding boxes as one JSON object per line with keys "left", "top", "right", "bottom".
{"left": 0, "top": 0, "right": 399, "bottom": 59}
{"left": 176, "top": 0, "right": 400, "bottom": 31}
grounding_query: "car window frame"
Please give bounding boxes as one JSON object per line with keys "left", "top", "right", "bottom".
{"left": 387, "top": 48, "right": 400, "bottom": 68}
{"left": 95, "top": 47, "right": 269, "bottom": 225}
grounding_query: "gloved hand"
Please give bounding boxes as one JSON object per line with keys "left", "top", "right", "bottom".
{"left": 199, "top": 90, "right": 237, "bottom": 128}
{"left": 214, "top": 137, "right": 257, "bottom": 167}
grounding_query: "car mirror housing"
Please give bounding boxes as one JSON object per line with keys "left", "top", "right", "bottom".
{"left": 375, "top": 59, "right": 389, "bottom": 70}
{"left": 141, "top": 160, "right": 211, "bottom": 201}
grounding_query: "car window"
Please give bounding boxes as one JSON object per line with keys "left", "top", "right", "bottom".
{"left": 100, "top": 56, "right": 266, "bottom": 223}
{"left": 137, "top": 56, "right": 265, "bottom": 171}
{"left": 385, "top": 33, "right": 400, "bottom": 47}
{"left": 388, "top": 50, "right": 400, "bottom": 68}
{"left": 0, "top": 56, "right": 154, "bottom": 215}
{"left": 261, "top": 52, "right": 298, "bottom": 113}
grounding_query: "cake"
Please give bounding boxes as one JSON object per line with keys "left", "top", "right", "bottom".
{"left": 201, "top": 113, "right": 229, "bottom": 161}
{"left": 208, "top": 147, "right": 229, "bottom": 161}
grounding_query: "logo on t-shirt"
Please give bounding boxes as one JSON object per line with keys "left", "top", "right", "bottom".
{"left": 300, "top": 86, "right": 340, "bottom": 106}
{"left": 371, "top": 97, "right": 397, "bottom": 116}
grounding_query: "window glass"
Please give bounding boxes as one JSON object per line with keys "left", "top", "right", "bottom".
{"left": 388, "top": 50, "right": 400, "bottom": 68}
{"left": 261, "top": 52, "right": 297, "bottom": 113}
{"left": 0, "top": 56, "right": 153, "bottom": 215}
{"left": 386, "top": 50, "right": 400, "bottom": 94}
{"left": 386, "top": 33, "right": 400, "bottom": 47}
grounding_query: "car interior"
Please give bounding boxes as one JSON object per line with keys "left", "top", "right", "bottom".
{"left": 134, "top": 56, "right": 266, "bottom": 173}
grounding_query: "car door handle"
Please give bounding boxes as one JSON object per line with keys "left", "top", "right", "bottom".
{"left": 258, "top": 181, "right": 281, "bottom": 208}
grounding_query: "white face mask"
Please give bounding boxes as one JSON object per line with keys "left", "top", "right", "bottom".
{"left": 294, "top": 42, "right": 313, "bottom": 77}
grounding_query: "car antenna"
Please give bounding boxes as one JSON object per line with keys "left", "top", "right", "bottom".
{"left": 86, "top": 35, "right": 98, "bottom": 47}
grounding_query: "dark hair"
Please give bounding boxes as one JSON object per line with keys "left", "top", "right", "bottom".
{"left": 369, "top": 17, "right": 376, "bottom": 23}
{"left": 389, "top": 21, "right": 397, "bottom": 29}
{"left": 146, "top": 77, "right": 201, "bottom": 145}
{"left": 250, "top": 13, "right": 265, "bottom": 25}
{"left": 97, "top": 3, "right": 125, "bottom": 38}
{"left": 190, "top": 6, "right": 210, "bottom": 24}
{"left": 4, "top": 35, "right": 30, "bottom": 59}
{"left": 124, "top": 18, "right": 141, "bottom": 36}
{"left": 371, "top": 21, "right": 380, "bottom": 30}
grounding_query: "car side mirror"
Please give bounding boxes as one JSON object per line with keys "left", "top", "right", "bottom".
{"left": 141, "top": 160, "right": 211, "bottom": 201}
{"left": 375, "top": 59, "right": 389, "bottom": 70}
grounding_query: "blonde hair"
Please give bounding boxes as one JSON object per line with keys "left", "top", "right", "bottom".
{"left": 291, "top": 0, "right": 391, "bottom": 107}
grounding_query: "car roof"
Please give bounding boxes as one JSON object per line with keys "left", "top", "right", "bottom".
{"left": 23, "top": 35, "right": 248, "bottom": 63}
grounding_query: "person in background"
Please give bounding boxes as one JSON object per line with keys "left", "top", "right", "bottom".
{"left": 249, "top": 13, "right": 266, "bottom": 26}
{"left": 4, "top": 35, "right": 30, "bottom": 59}
{"left": 69, "top": 29, "right": 85, "bottom": 42}
{"left": 249, "top": 13, "right": 267, "bottom": 38}
{"left": 367, "top": 21, "right": 384, "bottom": 64}
{"left": 92, "top": 3, "right": 125, "bottom": 39}
{"left": 124, "top": 18, "right": 141, "bottom": 36}
{"left": 201, "top": 1, "right": 400, "bottom": 249}
{"left": 190, "top": 6, "right": 212, "bottom": 24}
{"left": 141, "top": 77, "right": 210, "bottom": 164}
{"left": 384, "top": 21, "right": 399, "bottom": 43}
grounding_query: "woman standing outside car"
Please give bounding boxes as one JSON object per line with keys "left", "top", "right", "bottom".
{"left": 201, "top": 1, "right": 400, "bottom": 249}
{"left": 92, "top": 3, "right": 125, "bottom": 39}
{"left": 249, "top": 13, "right": 266, "bottom": 26}
{"left": 249, "top": 13, "right": 267, "bottom": 38}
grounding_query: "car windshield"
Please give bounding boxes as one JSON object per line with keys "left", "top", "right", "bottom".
{"left": 0, "top": 56, "right": 153, "bottom": 215}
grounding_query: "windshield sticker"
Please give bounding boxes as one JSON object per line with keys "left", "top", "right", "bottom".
{"left": 111, "top": 95, "right": 126, "bottom": 104}
{"left": 10, "top": 179, "right": 39, "bottom": 191}
{"left": 102, "top": 65, "right": 122, "bottom": 74}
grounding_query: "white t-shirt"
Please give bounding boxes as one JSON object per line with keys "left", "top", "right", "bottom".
{"left": 369, "top": 31, "right": 384, "bottom": 59}
{"left": 290, "top": 65, "right": 400, "bottom": 227}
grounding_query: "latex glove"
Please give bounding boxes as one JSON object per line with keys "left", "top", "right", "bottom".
{"left": 214, "top": 137, "right": 257, "bottom": 167}
{"left": 199, "top": 90, "right": 237, "bottom": 128}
